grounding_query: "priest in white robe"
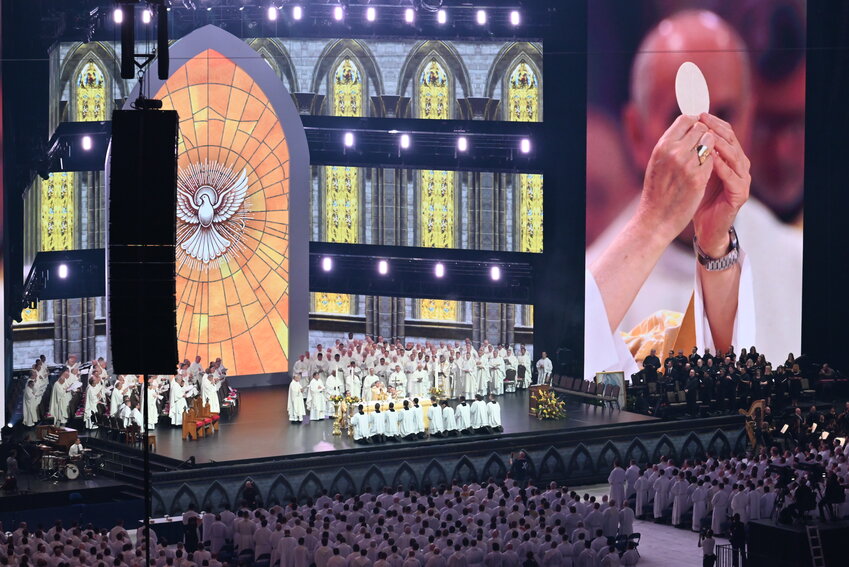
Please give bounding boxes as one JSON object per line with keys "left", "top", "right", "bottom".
{"left": 517, "top": 348, "right": 531, "bottom": 389}
{"left": 201, "top": 373, "right": 223, "bottom": 413}
{"left": 409, "top": 364, "right": 429, "bottom": 399}
{"left": 168, "top": 376, "right": 188, "bottom": 427}
{"left": 345, "top": 362, "right": 363, "bottom": 399}
{"left": 489, "top": 355, "right": 506, "bottom": 396}
{"left": 389, "top": 366, "right": 407, "bottom": 399}
{"left": 486, "top": 395, "right": 502, "bottom": 432}
{"left": 361, "top": 369, "right": 379, "bottom": 403}
{"left": 85, "top": 375, "right": 105, "bottom": 429}
{"left": 287, "top": 376, "right": 306, "bottom": 423}
{"left": 470, "top": 394, "right": 487, "bottom": 432}
{"left": 351, "top": 405, "right": 369, "bottom": 442}
{"left": 306, "top": 373, "right": 325, "bottom": 421}
{"left": 399, "top": 400, "right": 417, "bottom": 440}
{"left": 146, "top": 382, "right": 160, "bottom": 430}
{"left": 384, "top": 402, "right": 401, "bottom": 440}
{"left": 536, "top": 353, "right": 553, "bottom": 386}
{"left": 48, "top": 370, "right": 71, "bottom": 426}
{"left": 110, "top": 376, "right": 125, "bottom": 416}
{"left": 441, "top": 401, "right": 458, "bottom": 435}
{"left": 455, "top": 397, "right": 471, "bottom": 433}
{"left": 369, "top": 403, "right": 386, "bottom": 443}
{"left": 324, "top": 371, "right": 344, "bottom": 418}
{"left": 427, "top": 398, "right": 444, "bottom": 437}
{"left": 23, "top": 380, "right": 40, "bottom": 427}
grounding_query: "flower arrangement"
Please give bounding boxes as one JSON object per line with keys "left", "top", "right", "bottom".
{"left": 344, "top": 395, "right": 361, "bottom": 406}
{"left": 428, "top": 387, "right": 445, "bottom": 399}
{"left": 532, "top": 389, "right": 567, "bottom": 421}
{"left": 329, "top": 394, "right": 345, "bottom": 404}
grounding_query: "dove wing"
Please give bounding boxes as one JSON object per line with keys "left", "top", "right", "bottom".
{"left": 177, "top": 186, "right": 200, "bottom": 224}
{"left": 213, "top": 169, "right": 249, "bottom": 223}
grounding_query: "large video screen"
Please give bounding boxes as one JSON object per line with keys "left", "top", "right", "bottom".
{"left": 584, "top": 0, "right": 805, "bottom": 378}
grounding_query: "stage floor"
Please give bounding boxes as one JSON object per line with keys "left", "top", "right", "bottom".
{"left": 152, "top": 388, "right": 657, "bottom": 464}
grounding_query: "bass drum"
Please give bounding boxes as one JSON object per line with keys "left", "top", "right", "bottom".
{"left": 64, "top": 463, "right": 80, "bottom": 480}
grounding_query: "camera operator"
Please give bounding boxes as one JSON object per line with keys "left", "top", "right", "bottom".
{"left": 818, "top": 471, "right": 847, "bottom": 522}
{"left": 728, "top": 514, "right": 747, "bottom": 567}
{"left": 698, "top": 528, "right": 717, "bottom": 567}
{"left": 785, "top": 477, "right": 817, "bottom": 522}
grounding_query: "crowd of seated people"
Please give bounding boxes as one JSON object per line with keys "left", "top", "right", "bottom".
{"left": 607, "top": 440, "right": 849, "bottom": 538}
{"left": 629, "top": 346, "right": 845, "bottom": 418}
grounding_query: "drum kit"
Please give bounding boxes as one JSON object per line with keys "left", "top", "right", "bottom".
{"left": 36, "top": 445, "right": 102, "bottom": 482}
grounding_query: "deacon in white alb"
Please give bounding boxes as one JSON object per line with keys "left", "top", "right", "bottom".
{"left": 287, "top": 376, "right": 306, "bottom": 423}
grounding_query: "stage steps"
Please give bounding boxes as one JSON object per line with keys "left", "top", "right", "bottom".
{"left": 84, "top": 437, "right": 181, "bottom": 498}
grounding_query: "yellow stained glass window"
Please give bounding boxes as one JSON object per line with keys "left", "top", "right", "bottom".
{"left": 417, "top": 59, "right": 457, "bottom": 321}
{"left": 41, "top": 172, "right": 75, "bottom": 252}
{"left": 519, "top": 173, "right": 543, "bottom": 253}
{"left": 76, "top": 61, "right": 106, "bottom": 122}
{"left": 508, "top": 62, "right": 539, "bottom": 122}
{"left": 317, "top": 58, "right": 364, "bottom": 314}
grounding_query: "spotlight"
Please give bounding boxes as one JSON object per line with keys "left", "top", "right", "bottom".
{"left": 6, "top": 422, "right": 12, "bottom": 428}
{"left": 510, "top": 10, "right": 521, "bottom": 26}
{"left": 322, "top": 257, "right": 333, "bottom": 272}
{"left": 81, "top": 135, "right": 93, "bottom": 151}
{"left": 378, "top": 260, "right": 389, "bottom": 275}
{"left": 366, "top": 6, "right": 376, "bottom": 22}
{"left": 457, "top": 137, "right": 468, "bottom": 152}
{"left": 292, "top": 5, "right": 303, "bottom": 20}
{"left": 520, "top": 138, "right": 531, "bottom": 154}
{"left": 344, "top": 132, "right": 354, "bottom": 148}
{"left": 207, "top": 6, "right": 212, "bottom": 11}
{"left": 400, "top": 134, "right": 411, "bottom": 149}
{"left": 267, "top": 6, "right": 278, "bottom": 21}
{"left": 404, "top": 8, "right": 415, "bottom": 23}
{"left": 476, "top": 10, "right": 487, "bottom": 25}
{"left": 490, "top": 266, "right": 501, "bottom": 281}
{"left": 436, "top": 9, "right": 447, "bottom": 24}
{"left": 334, "top": 5, "right": 344, "bottom": 21}
{"left": 58, "top": 264, "right": 69, "bottom": 279}
{"left": 113, "top": 7, "right": 123, "bottom": 24}
{"left": 435, "top": 263, "right": 445, "bottom": 279}
{"left": 142, "top": 9, "right": 152, "bottom": 24}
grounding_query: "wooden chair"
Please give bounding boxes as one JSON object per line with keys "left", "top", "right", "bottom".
{"left": 181, "top": 407, "right": 205, "bottom": 441}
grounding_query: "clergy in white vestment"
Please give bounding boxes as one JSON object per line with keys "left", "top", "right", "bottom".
{"left": 710, "top": 484, "right": 729, "bottom": 535}
{"left": 146, "top": 383, "right": 159, "bottom": 429}
{"left": 691, "top": 480, "right": 709, "bottom": 532}
{"left": 486, "top": 395, "right": 502, "bottom": 432}
{"left": 361, "top": 369, "right": 379, "bottom": 403}
{"left": 652, "top": 469, "right": 670, "bottom": 520}
{"left": 489, "top": 355, "right": 506, "bottom": 396}
{"left": 470, "top": 395, "right": 487, "bottom": 432}
{"left": 441, "top": 400, "right": 458, "bottom": 435}
{"left": 48, "top": 370, "right": 72, "bottom": 426}
{"left": 461, "top": 354, "right": 476, "bottom": 399}
{"left": 409, "top": 364, "right": 429, "bottom": 399}
{"left": 128, "top": 402, "right": 144, "bottom": 428}
{"left": 670, "top": 474, "right": 690, "bottom": 526}
{"left": 293, "top": 354, "right": 309, "bottom": 381}
{"left": 619, "top": 502, "right": 635, "bottom": 537}
{"left": 411, "top": 398, "right": 426, "bottom": 436}
{"left": 389, "top": 366, "right": 407, "bottom": 398}
{"left": 287, "top": 376, "right": 306, "bottom": 423}
{"left": 306, "top": 373, "right": 325, "bottom": 421}
{"left": 85, "top": 375, "right": 105, "bottom": 429}
{"left": 535, "top": 353, "right": 553, "bottom": 386}
{"left": 109, "top": 376, "right": 125, "bottom": 416}
{"left": 475, "top": 353, "right": 489, "bottom": 396}
{"left": 168, "top": 376, "right": 188, "bottom": 427}
{"left": 201, "top": 373, "right": 223, "bottom": 413}
{"left": 369, "top": 403, "right": 386, "bottom": 443}
{"left": 517, "top": 348, "right": 531, "bottom": 389}
{"left": 117, "top": 399, "right": 134, "bottom": 427}
{"left": 324, "top": 371, "right": 344, "bottom": 418}
{"left": 23, "top": 380, "right": 40, "bottom": 427}
{"left": 344, "top": 361, "right": 363, "bottom": 398}
{"left": 384, "top": 402, "right": 401, "bottom": 440}
{"left": 455, "top": 397, "right": 471, "bottom": 432}
{"left": 427, "top": 397, "right": 444, "bottom": 436}
{"left": 607, "top": 462, "right": 626, "bottom": 507}
{"left": 399, "top": 400, "right": 417, "bottom": 440}
{"left": 188, "top": 356, "right": 204, "bottom": 382}
{"left": 351, "top": 405, "right": 369, "bottom": 442}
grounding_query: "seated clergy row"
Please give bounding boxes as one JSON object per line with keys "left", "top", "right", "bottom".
{"left": 350, "top": 395, "right": 503, "bottom": 443}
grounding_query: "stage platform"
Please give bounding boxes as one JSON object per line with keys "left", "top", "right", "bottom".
{"left": 747, "top": 518, "right": 849, "bottom": 567}
{"left": 151, "top": 387, "right": 657, "bottom": 464}
{"left": 0, "top": 473, "right": 132, "bottom": 512}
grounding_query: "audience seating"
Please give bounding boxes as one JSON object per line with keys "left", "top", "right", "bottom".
{"left": 551, "top": 374, "right": 622, "bottom": 408}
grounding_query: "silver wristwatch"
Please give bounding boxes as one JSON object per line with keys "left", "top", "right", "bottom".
{"left": 693, "top": 226, "right": 740, "bottom": 272}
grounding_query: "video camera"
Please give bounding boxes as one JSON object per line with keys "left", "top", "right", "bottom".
{"left": 766, "top": 464, "right": 794, "bottom": 488}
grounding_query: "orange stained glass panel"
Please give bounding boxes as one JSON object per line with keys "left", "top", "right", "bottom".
{"left": 156, "top": 48, "right": 291, "bottom": 374}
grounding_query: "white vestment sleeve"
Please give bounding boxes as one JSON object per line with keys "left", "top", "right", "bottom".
{"left": 693, "top": 250, "right": 756, "bottom": 352}
{"left": 584, "top": 270, "right": 640, "bottom": 381}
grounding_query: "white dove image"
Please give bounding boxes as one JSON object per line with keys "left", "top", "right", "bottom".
{"left": 177, "top": 161, "right": 249, "bottom": 263}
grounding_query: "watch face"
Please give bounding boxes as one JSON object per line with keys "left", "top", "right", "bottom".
{"left": 155, "top": 49, "right": 292, "bottom": 376}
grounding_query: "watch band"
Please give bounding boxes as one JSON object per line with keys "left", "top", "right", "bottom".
{"left": 693, "top": 226, "right": 740, "bottom": 272}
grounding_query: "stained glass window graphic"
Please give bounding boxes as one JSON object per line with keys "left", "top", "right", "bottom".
{"left": 76, "top": 61, "right": 106, "bottom": 121}
{"left": 154, "top": 49, "right": 292, "bottom": 375}
{"left": 417, "top": 59, "right": 457, "bottom": 321}
{"left": 316, "top": 57, "right": 364, "bottom": 315}
{"left": 508, "top": 62, "right": 539, "bottom": 122}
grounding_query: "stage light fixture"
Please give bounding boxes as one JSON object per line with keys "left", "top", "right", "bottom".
{"left": 437, "top": 9, "right": 447, "bottom": 24}
{"left": 58, "top": 264, "right": 69, "bottom": 279}
{"left": 490, "top": 266, "right": 501, "bottom": 281}
{"left": 400, "top": 134, "right": 411, "bottom": 149}
{"left": 405, "top": 8, "right": 415, "bottom": 23}
{"left": 344, "top": 131, "right": 355, "bottom": 147}
{"left": 366, "top": 6, "right": 376, "bottom": 22}
{"left": 457, "top": 136, "right": 468, "bottom": 152}
{"left": 142, "top": 9, "right": 152, "bottom": 24}
{"left": 510, "top": 10, "right": 521, "bottom": 26}
{"left": 378, "top": 260, "right": 389, "bottom": 275}
{"left": 81, "top": 135, "right": 93, "bottom": 151}
{"left": 476, "top": 10, "right": 487, "bottom": 25}
{"left": 334, "top": 5, "right": 344, "bottom": 21}
{"left": 435, "top": 263, "right": 445, "bottom": 278}
{"left": 267, "top": 6, "right": 278, "bottom": 21}
{"left": 206, "top": 6, "right": 212, "bottom": 11}
{"left": 520, "top": 138, "right": 531, "bottom": 154}
{"left": 322, "top": 256, "right": 333, "bottom": 272}
{"left": 292, "top": 5, "right": 303, "bottom": 20}
{"left": 113, "top": 7, "right": 123, "bottom": 24}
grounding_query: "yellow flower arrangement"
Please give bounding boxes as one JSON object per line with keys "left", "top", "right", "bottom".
{"left": 428, "top": 387, "right": 445, "bottom": 399}
{"left": 532, "top": 389, "right": 567, "bottom": 421}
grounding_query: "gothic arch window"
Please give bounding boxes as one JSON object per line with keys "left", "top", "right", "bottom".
{"left": 416, "top": 57, "right": 458, "bottom": 321}
{"left": 75, "top": 60, "right": 107, "bottom": 121}
{"left": 315, "top": 57, "right": 365, "bottom": 315}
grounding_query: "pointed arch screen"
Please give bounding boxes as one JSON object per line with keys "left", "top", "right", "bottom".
{"left": 76, "top": 61, "right": 107, "bottom": 122}
{"left": 315, "top": 58, "right": 363, "bottom": 315}
{"left": 418, "top": 59, "right": 458, "bottom": 321}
